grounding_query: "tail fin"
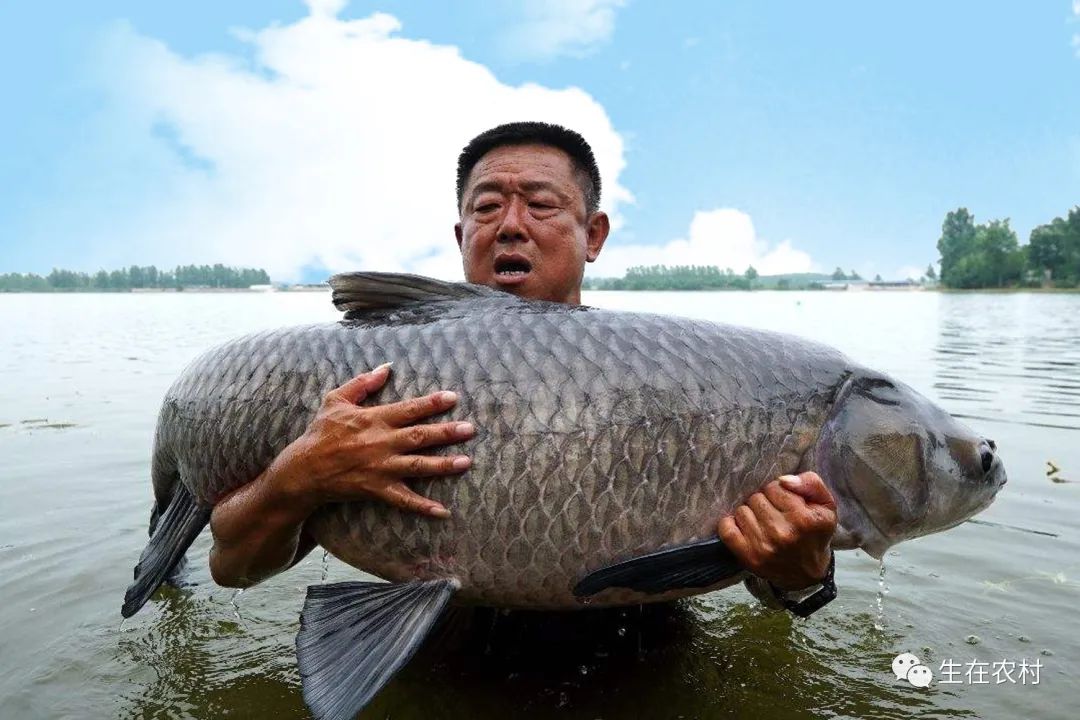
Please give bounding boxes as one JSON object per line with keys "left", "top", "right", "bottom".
{"left": 121, "top": 485, "right": 211, "bottom": 618}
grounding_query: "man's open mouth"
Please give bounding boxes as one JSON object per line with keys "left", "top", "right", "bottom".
{"left": 494, "top": 255, "right": 532, "bottom": 284}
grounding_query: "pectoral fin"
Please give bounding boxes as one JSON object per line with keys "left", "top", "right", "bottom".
{"left": 573, "top": 537, "right": 744, "bottom": 598}
{"left": 122, "top": 485, "right": 211, "bottom": 618}
{"left": 296, "top": 578, "right": 457, "bottom": 720}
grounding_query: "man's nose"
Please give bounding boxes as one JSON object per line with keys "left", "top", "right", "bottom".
{"left": 497, "top": 196, "right": 528, "bottom": 243}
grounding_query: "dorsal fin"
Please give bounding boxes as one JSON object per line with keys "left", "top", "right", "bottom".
{"left": 329, "top": 272, "right": 497, "bottom": 314}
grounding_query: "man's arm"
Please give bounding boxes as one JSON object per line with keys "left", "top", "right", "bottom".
{"left": 718, "top": 472, "right": 837, "bottom": 599}
{"left": 208, "top": 364, "right": 475, "bottom": 588}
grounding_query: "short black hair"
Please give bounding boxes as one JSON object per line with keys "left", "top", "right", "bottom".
{"left": 456, "top": 121, "right": 602, "bottom": 215}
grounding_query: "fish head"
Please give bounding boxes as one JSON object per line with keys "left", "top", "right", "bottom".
{"left": 815, "top": 373, "right": 1006, "bottom": 558}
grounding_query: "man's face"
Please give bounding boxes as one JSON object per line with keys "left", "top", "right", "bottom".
{"left": 456, "top": 143, "right": 609, "bottom": 305}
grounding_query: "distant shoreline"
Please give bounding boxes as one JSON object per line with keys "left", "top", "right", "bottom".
{"left": 937, "top": 287, "right": 1080, "bottom": 294}
{"left": 0, "top": 286, "right": 329, "bottom": 294}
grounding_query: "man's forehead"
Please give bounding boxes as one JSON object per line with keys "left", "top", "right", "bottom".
{"left": 466, "top": 144, "right": 576, "bottom": 188}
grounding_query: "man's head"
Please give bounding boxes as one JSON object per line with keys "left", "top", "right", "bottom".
{"left": 455, "top": 121, "right": 610, "bottom": 305}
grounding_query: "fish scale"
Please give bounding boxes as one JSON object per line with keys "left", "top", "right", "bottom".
{"left": 150, "top": 287, "right": 846, "bottom": 609}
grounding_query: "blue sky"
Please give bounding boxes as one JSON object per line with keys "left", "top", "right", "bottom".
{"left": 1, "top": 0, "right": 1078, "bottom": 282}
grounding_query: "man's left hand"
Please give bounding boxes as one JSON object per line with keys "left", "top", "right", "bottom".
{"left": 717, "top": 472, "right": 837, "bottom": 591}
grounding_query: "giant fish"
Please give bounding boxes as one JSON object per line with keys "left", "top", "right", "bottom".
{"left": 122, "top": 272, "right": 1006, "bottom": 719}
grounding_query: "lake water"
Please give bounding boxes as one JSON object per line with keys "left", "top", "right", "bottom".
{"left": 0, "top": 290, "right": 1077, "bottom": 719}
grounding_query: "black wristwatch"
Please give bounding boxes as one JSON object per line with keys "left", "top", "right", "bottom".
{"left": 770, "top": 550, "right": 836, "bottom": 618}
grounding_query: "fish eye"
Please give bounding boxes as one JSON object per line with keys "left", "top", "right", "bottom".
{"left": 980, "top": 443, "right": 995, "bottom": 474}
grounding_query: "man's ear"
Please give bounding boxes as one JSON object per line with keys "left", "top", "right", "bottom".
{"left": 585, "top": 211, "right": 610, "bottom": 262}
{"left": 455, "top": 222, "right": 463, "bottom": 250}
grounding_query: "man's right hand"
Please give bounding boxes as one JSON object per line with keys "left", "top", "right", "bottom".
{"left": 208, "top": 363, "right": 473, "bottom": 588}
{"left": 275, "top": 362, "right": 475, "bottom": 518}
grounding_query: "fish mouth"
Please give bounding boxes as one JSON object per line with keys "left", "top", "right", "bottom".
{"left": 493, "top": 253, "right": 532, "bottom": 286}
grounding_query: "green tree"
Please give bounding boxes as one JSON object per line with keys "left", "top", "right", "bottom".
{"left": 975, "top": 219, "right": 1022, "bottom": 288}
{"left": 128, "top": 265, "right": 145, "bottom": 288}
{"left": 937, "top": 208, "right": 977, "bottom": 287}
{"left": 831, "top": 267, "right": 847, "bottom": 281}
{"left": 849, "top": 269, "right": 862, "bottom": 280}
{"left": 744, "top": 265, "right": 758, "bottom": 281}
{"left": 925, "top": 264, "right": 937, "bottom": 281}
{"left": 0, "top": 264, "right": 271, "bottom": 292}
{"left": 1027, "top": 208, "right": 1080, "bottom": 285}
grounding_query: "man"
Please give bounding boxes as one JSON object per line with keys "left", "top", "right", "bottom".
{"left": 209, "top": 122, "right": 837, "bottom": 612}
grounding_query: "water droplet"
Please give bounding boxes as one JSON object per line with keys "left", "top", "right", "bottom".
{"left": 578, "top": 665, "right": 589, "bottom": 676}
{"left": 617, "top": 627, "right": 627, "bottom": 637}
{"left": 965, "top": 634, "right": 981, "bottom": 645}
{"left": 1018, "top": 635, "right": 1031, "bottom": 643}
{"left": 230, "top": 588, "right": 245, "bottom": 621}
{"left": 873, "top": 557, "right": 888, "bottom": 631}
{"left": 321, "top": 549, "right": 330, "bottom": 583}
{"left": 1040, "top": 648, "right": 1054, "bottom": 656}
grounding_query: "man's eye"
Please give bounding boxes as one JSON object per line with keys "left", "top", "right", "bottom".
{"left": 475, "top": 203, "right": 499, "bottom": 213}
{"left": 529, "top": 202, "right": 555, "bottom": 211}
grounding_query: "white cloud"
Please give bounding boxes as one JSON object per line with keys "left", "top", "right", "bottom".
{"left": 1072, "top": 0, "right": 1079, "bottom": 56}
{"left": 590, "top": 208, "right": 816, "bottom": 278}
{"left": 92, "top": 0, "right": 632, "bottom": 281}
{"left": 499, "top": 0, "right": 625, "bottom": 62}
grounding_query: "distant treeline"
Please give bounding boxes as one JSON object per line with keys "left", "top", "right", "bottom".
{"left": 580, "top": 264, "right": 849, "bottom": 291}
{"left": 938, "top": 206, "right": 1080, "bottom": 289}
{"left": 0, "top": 264, "right": 271, "bottom": 292}
{"left": 583, "top": 264, "right": 763, "bottom": 291}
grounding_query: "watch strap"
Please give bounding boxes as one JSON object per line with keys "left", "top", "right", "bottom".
{"left": 773, "top": 551, "right": 836, "bottom": 618}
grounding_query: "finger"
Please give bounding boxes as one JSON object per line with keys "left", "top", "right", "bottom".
{"left": 332, "top": 363, "right": 392, "bottom": 404}
{"left": 717, "top": 515, "right": 751, "bottom": 566}
{"left": 384, "top": 453, "right": 472, "bottom": 477}
{"left": 391, "top": 420, "right": 475, "bottom": 451}
{"left": 733, "top": 504, "right": 765, "bottom": 543}
{"left": 743, "top": 492, "right": 786, "bottom": 526}
{"left": 778, "top": 472, "right": 837, "bottom": 510}
{"left": 379, "top": 390, "right": 458, "bottom": 427}
{"left": 762, "top": 480, "right": 807, "bottom": 514}
{"left": 377, "top": 480, "right": 451, "bottom": 518}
